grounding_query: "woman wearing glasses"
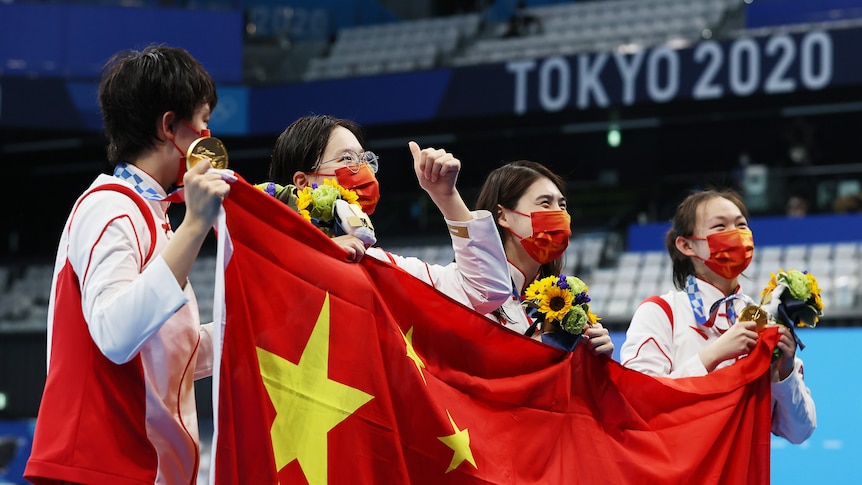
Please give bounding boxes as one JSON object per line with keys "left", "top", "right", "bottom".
{"left": 263, "top": 114, "right": 511, "bottom": 316}
{"left": 269, "top": 116, "right": 382, "bottom": 218}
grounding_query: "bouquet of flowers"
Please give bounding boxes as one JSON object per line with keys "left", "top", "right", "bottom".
{"left": 256, "top": 179, "right": 376, "bottom": 246}
{"left": 522, "top": 274, "right": 600, "bottom": 351}
{"left": 755, "top": 268, "right": 824, "bottom": 355}
{"left": 294, "top": 179, "right": 357, "bottom": 224}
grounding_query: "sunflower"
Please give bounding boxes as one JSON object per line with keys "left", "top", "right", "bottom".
{"left": 522, "top": 274, "right": 600, "bottom": 336}
{"left": 760, "top": 270, "right": 779, "bottom": 300}
{"left": 798, "top": 272, "right": 824, "bottom": 327}
{"left": 537, "top": 284, "right": 574, "bottom": 322}
{"left": 587, "top": 308, "right": 601, "bottom": 325}
{"left": 295, "top": 187, "right": 314, "bottom": 222}
{"left": 524, "top": 276, "right": 554, "bottom": 301}
{"left": 807, "top": 272, "right": 824, "bottom": 313}
{"left": 323, "top": 178, "right": 360, "bottom": 206}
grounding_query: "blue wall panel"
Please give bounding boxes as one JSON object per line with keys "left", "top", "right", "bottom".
{"left": 628, "top": 213, "right": 862, "bottom": 252}
{"left": 0, "top": 4, "right": 243, "bottom": 83}
{"left": 746, "top": 0, "right": 862, "bottom": 28}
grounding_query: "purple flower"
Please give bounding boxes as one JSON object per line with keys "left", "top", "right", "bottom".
{"left": 557, "top": 275, "right": 570, "bottom": 290}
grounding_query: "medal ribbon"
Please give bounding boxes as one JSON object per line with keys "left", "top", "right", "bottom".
{"left": 114, "top": 163, "right": 184, "bottom": 202}
{"left": 685, "top": 274, "right": 755, "bottom": 329}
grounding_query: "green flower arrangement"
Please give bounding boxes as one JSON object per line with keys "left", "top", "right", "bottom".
{"left": 255, "top": 179, "right": 375, "bottom": 247}
{"left": 760, "top": 269, "right": 824, "bottom": 329}
{"left": 295, "top": 179, "right": 360, "bottom": 224}
{"left": 522, "top": 274, "right": 600, "bottom": 335}
{"left": 754, "top": 268, "right": 824, "bottom": 358}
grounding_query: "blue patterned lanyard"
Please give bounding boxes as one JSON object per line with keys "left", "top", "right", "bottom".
{"left": 113, "top": 163, "right": 176, "bottom": 235}
{"left": 113, "top": 163, "right": 181, "bottom": 201}
{"left": 685, "top": 275, "right": 710, "bottom": 325}
{"left": 685, "top": 274, "right": 753, "bottom": 328}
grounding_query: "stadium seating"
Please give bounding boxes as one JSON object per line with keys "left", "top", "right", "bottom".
{"left": 303, "top": 13, "right": 481, "bottom": 81}
{"left": 299, "top": 0, "right": 744, "bottom": 81}
{"left": 452, "top": 0, "right": 739, "bottom": 67}
{"left": 5, "top": 238, "right": 859, "bottom": 330}
{"left": 589, "top": 241, "right": 861, "bottom": 323}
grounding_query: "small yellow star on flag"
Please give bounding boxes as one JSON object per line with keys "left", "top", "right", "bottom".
{"left": 402, "top": 326, "right": 427, "bottom": 384}
{"left": 438, "top": 410, "right": 477, "bottom": 473}
{"left": 257, "top": 293, "right": 373, "bottom": 485}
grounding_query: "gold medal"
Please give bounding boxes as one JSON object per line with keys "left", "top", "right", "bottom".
{"left": 739, "top": 304, "right": 768, "bottom": 333}
{"left": 186, "top": 137, "right": 229, "bottom": 170}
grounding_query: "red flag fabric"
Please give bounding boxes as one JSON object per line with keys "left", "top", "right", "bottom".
{"left": 213, "top": 177, "right": 777, "bottom": 485}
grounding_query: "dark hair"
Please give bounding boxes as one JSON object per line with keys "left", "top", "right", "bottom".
{"left": 269, "top": 115, "right": 366, "bottom": 184}
{"left": 666, "top": 188, "right": 749, "bottom": 289}
{"left": 475, "top": 160, "right": 567, "bottom": 277}
{"left": 98, "top": 45, "right": 217, "bottom": 166}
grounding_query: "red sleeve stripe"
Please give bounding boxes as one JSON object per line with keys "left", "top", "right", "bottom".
{"left": 622, "top": 336, "right": 673, "bottom": 370}
{"left": 82, "top": 214, "right": 146, "bottom": 287}
{"left": 69, "top": 183, "right": 157, "bottom": 286}
{"left": 689, "top": 325, "right": 710, "bottom": 340}
{"left": 423, "top": 263, "right": 435, "bottom": 289}
{"left": 70, "top": 184, "right": 157, "bottom": 257}
{"left": 642, "top": 295, "right": 673, "bottom": 331}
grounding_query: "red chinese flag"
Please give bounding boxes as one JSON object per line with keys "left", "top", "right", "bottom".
{"left": 213, "top": 177, "right": 776, "bottom": 485}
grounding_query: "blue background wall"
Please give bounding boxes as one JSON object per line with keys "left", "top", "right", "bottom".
{"left": 746, "top": 0, "right": 862, "bottom": 27}
{"left": 627, "top": 213, "right": 862, "bottom": 252}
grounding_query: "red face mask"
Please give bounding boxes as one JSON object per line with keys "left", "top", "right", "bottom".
{"left": 333, "top": 164, "right": 381, "bottom": 214}
{"left": 506, "top": 210, "right": 571, "bottom": 264}
{"left": 170, "top": 121, "right": 211, "bottom": 188}
{"left": 689, "top": 228, "right": 754, "bottom": 279}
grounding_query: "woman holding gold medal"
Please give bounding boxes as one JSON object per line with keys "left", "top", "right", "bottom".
{"left": 26, "top": 45, "right": 235, "bottom": 484}
{"left": 620, "top": 188, "right": 816, "bottom": 444}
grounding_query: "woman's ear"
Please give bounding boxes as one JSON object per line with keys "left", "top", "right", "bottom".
{"left": 292, "top": 171, "right": 309, "bottom": 189}
{"left": 675, "top": 236, "right": 697, "bottom": 257}
{"left": 496, "top": 204, "right": 511, "bottom": 228}
{"left": 160, "top": 111, "right": 177, "bottom": 139}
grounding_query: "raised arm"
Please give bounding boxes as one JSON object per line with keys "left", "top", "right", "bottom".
{"left": 410, "top": 141, "right": 473, "bottom": 222}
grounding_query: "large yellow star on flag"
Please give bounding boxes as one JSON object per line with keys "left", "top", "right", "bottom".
{"left": 402, "top": 326, "right": 427, "bottom": 384}
{"left": 438, "top": 410, "right": 477, "bottom": 473}
{"left": 257, "top": 292, "right": 374, "bottom": 485}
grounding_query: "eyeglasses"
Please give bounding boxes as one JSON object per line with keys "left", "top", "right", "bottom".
{"left": 314, "top": 150, "right": 379, "bottom": 174}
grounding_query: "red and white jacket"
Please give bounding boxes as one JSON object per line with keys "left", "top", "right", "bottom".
{"left": 486, "top": 261, "right": 539, "bottom": 336}
{"left": 26, "top": 167, "right": 213, "bottom": 485}
{"left": 620, "top": 277, "right": 816, "bottom": 444}
{"left": 366, "top": 210, "right": 511, "bottom": 316}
